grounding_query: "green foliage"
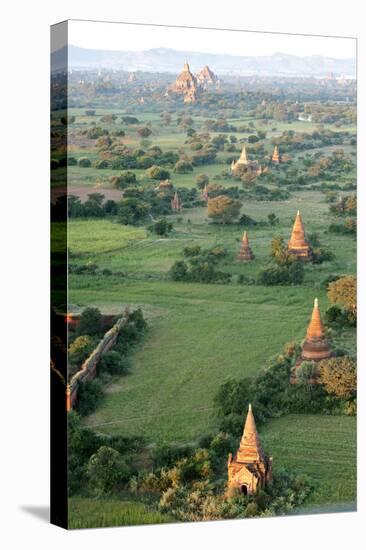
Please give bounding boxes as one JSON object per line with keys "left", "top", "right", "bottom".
{"left": 257, "top": 262, "right": 304, "bottom": 286}
{"left": 76, "top": 379, "right": 104, "bottom": 417}
{"left": 148, "top": 218, "right": 173, "bottom": 237}
{"left": 111, "top": 171, "right": 137, "bottom": 189}
{"left": 78, "top": 157, "right": 91, "bottom": 167}
{"left": 87, "top": 446, "right": 131, "bottom": 496}
{"left": 208, "top": 195, "right": 242, "bottom": 224}
{"left": 195, "top": 173, "right": 209, "bottom": 189}
{"left": 318, "top": 356, "right": 357, "bottom": 399}
{"left": 170, "top": 245, "right": 230, "bottom": 284}
{"left": 98, "top": 351, "right": 131, "bottom": 376}
{"left": 174, "top": 159, "right": 193, "bottom": 173}
{"left": 146, "top": 165, "right": 170, "bottom": 180}
{"left": 78, "top": 307, "right": 103, "bottom": 336}
{"left": 68, "top": 335, "right": 94, "bottom": 366}
{"left": 118, "top": 197, "right": 150, "bottom": 225}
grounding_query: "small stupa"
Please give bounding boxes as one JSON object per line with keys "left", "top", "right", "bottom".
{"left": 237, "top": 232, "right": 255, "bottom": 262}
{"left": 287, "top": 210, "right": 312, "bottom": 261}
{"left": 227, "top": 404, "right": 272, "bottom": 496}
{"left": 171, "top": 191, "right": 182, "bottom": 211}
{"left": 272, "top": 145, "right": 281, "bottom": 164}
{"left": 202, "top": 184, "right": 209, "bottom": 201}
{"left": 292, "top": 298, "right": 334, "bottom": 381}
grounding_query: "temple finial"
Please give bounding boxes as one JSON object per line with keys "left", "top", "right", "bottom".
{"left": 314, "top": 297, "right": 318, "bottom": 307}
{"left": 297, "top": 209, "right": 300, "bottom": 216}
{"left": 248, "top": 403, "right": 252, "bottom": 411}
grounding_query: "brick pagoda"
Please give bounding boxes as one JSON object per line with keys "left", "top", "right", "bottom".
{"left": 171, "top": 191, "right": 182, "bottom": 211}
{"left": 287, "top": 210, "right": 312, "bottom": 260}
{"left": 237, "top": 231, "right": 255, "bottom": 262}
{"left": 227, "top": 404, "right": 272, "bottom": 496}
{"left": 272, "top": 145, "right": 281, "bottom": 164}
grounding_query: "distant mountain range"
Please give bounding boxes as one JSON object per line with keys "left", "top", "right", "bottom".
{"left": 52, "top": 45, "right": 356, "bottom": 78}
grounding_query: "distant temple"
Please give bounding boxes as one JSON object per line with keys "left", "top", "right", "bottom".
{"left": 231, "top": 145, "right": 262, "bottom": 177}
{"left": 171, "top": 191, "right": 182, "bottom": 211}
{"left": 272, "top": 145, "right": 281, "bottom": 164}
{"left": 227, "top": 404, "right": 272, "bottom": 496}
{"left": 237, "top": 232, "right": 255, "bottom": 262}
{"left": 287, "top": 210, "right": 313, "bottom": 261}
{"left": 196, "top": 65, "right": 218, "bottom": 88}
{"left": 169, "top": 61, "right": 199, "bottom": 103}
{"left": 127, "top": 72, "right": 136, "bottom": 83}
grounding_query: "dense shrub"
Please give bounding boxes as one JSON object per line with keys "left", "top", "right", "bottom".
{"left": 78, "top": 307, "right": 103, "bottom": 336}
{"left": 78, "top": 157, "right": 91, "bottom": 167}
{"left": 75, "top": 379, "right": 104, "bottom": 416}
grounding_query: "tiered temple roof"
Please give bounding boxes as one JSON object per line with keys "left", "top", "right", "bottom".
{"left": 287, "top": 210, "right": 312, "bottom": 260}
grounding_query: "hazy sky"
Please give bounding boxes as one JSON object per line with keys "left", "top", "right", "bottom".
{"left": 68, "top": 20, "right": 356, "bottom": 59}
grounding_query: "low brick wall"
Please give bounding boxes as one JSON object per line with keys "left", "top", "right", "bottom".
{"left": 67, "top": 313, "right": 127, "bottom": 410}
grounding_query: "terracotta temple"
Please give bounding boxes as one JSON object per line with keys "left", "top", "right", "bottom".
{"left": 227, "top": 404, "right": 272, "bottom": 496}
{"left": 171, "top": 191, "right": 182, "bottom": 211}
{"left": 231, "top": 145, "right": 262, "bottom": 176}
{"left": 293, "top": 298, "right": 333, "bottom": 380}
{"left": 196, "top": 65, "right": 218, "bottom": 88}
{"left": 169, "top": 61, "right": 198, "bottom": 103}
{"left": 272, "top": 145, "right": 281, "bottom": 164}
{"left": 287, "top": 210, "right": 313, "bottom": 260}
{"left": 237, "top": 231, "right": 255, "bottom": 262}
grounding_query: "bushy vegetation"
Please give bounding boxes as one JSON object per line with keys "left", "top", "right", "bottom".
{"left": 169, "top": 245, "right": 231, "bottom": 283}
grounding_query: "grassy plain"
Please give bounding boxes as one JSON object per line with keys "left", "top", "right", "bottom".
{"left": 64, "top": 93, "right": 357, "bottom": 513}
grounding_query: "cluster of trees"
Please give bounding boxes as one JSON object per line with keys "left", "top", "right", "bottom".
{"left": 328, "top": 194, "right": 357, "bottom": 236}
{"left": 169, "top": 245, "right": 231, "bottom": 284}
{"left": 207, "top": 196, "right": 242, "bottom": 224}
{"left": 67, "top": 187, "right": 200, "bottom": 224}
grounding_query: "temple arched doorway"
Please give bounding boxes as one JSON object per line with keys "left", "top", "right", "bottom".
{"left": 240, "top": 484, "right": 248, "bottom": 495}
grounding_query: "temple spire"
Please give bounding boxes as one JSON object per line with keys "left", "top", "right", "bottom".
{"left": 287, "top": 210, "right": 312, "bottom": 260}
{"left": 306, "top": 297, "right": 325, "bottom": 340}
{"left": 239, "top": 145, "right": 248, "bottom": 165}
{"left": 237, "top": 404, "right": 264, "bottom": 462}
{"left": 237, "top": 231, "right": 254, "bottom": 262}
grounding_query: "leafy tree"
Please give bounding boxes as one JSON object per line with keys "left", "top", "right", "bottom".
{"left": 328, "top": 275, "right": 357, "bottom": 316}
{"left": 174, "top": 159, "right": 193, "bottom": 173}
{"left": 267, "top": 213, "right": 279, "bottom": 226}
{"left": 118, "top": 197, "right": 149, "bottom": 225}
{"left": 207, "top": 195, "right": 242, "bottom": 224}
{"left": 111, "top": 171, "right": 137, "bottom": 189}
{"left": 99, "top": 351, "right": 130, "bottom": 376}
{"left": 78, "top": 307, "right": 103, "bottom": 336}
{"left": 318, "top": 357, "right": 357, "bottom": 399}
{"left": 68, "top": 335, "right": 94, "bottom": 365}
{"left": 83, "top": 193, "right": 105, "bottom": 218}
{"left": 169, "top": 260, "right": 188, "bottom": 281}
{"left": 296, "top": 361, "right": 316, "bottom": 385}
{"left": 78, "top": 157, "right": 91, "bottom": 167}
{"left": 270, "top": 235, "right": 293, "bottom": 266}
{"left": 87, "top": 446, "right": 131, "bottom": 496}
{"left": 148, "top": 218, "right": 173, "bottom": 237}
{"left": 146, "top": 165, "right": 170, "bottom": 180}
{"left": 195, "top": 173, "right": 209, "bottom": 190}
{"left": 121, "top": 116, "right": 139, "bottom": 124}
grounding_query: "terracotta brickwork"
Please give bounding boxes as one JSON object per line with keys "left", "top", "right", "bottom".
{"left": 287, "top": 210, "right": 313, "bottom": 260}
{"left": 237, "top": 232, "right": 255, "bottom": 262}
{"left": 292, "top": 298, "right": 333, "bottom": 382}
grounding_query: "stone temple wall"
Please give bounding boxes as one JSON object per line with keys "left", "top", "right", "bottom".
{"left": 68, "top": 314, "right": 128, "bottom": 409}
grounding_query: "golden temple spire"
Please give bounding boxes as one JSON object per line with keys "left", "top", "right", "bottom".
{"left": 237, "top": 404, "right": 264, "bottom": 462}
{"left": 242, "top": 231, "right": 249, "bottom": 245}
{"left": 306, "top": 297, "right": 325, "bottom": 340}
{"left": 289, "top": 210, "right": 307, "bottom": 246}
{"left": 239, "top": 145, "right": 248, "bottom": 164}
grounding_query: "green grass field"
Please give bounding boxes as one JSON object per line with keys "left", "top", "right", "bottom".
{"left": 68, "top": 497, "right": 171, "bottom": 529}
{"left": 260, "top": 414, "right": 357, "bottom": 507}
